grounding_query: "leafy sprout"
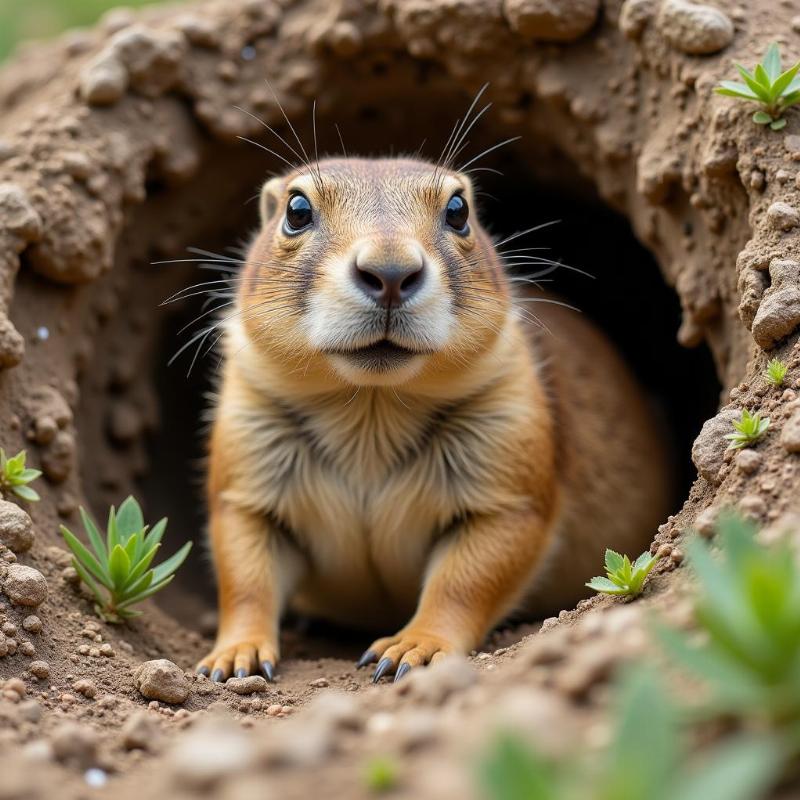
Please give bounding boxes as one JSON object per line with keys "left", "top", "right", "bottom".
{"left": 479, "top": 667, "right": 783, "bottom": 800}
{"left": 659, "top": 512, "right": 800, "bottom": 727}
{"left": 61, "top": 496, "right": 192, "bottom": 623}
{"left": 364, "top": 757, "right": 398, "bottom": 793}
{"left": 764, "top": 357, "right": 788, "bottom": 388}
{"left": 725, "top": 409, "right": 770, "bottom": 450}
{"left": 586, "top": 549, "right": 661, "bottom": 597}
{"left": 715, "top": 43, "right": 800, "bottom": 130}
{"left": 0, "top": 449, "right": 41, "bottom": 502}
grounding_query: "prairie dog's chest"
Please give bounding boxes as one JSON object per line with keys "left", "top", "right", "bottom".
{"left": 233, "top": 391, "right": 502, "bottom": 575}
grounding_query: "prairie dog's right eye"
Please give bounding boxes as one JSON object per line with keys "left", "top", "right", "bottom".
{"left": 284, "top": 193, "right": 313, "bottom": 233}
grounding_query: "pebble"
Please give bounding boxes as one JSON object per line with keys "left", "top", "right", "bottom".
{"left": 225, "top": 675, "right": 268, "bottom": 695}
{"left": 691, "top": 408, "right": 740, "bottom": 484}
{"left": 504, "top": 0, "right": 600, "bottom": 42}
{"left": 656, "top": 0, "right": 733, "bottom": 55}
{"left": 737, "top": 449, "right": 762, "bottom": 474}
{"left": 0, "top": 501, "right": 34, "bottom": 553}
{"left": 29, "top": 660, "right": 49, "bottom": 679}
{"left": 121, "top": 710, "right": 160, "bottom": 750}
{"left": 619, "top": 0, "right": 657, "bottom": 39}
{"left": 73, "top": 678, "right": 97, "bottom": 699}
{"left": 3, "top": 564, "right": 48, "bottom": 606}
{"left": 133, "top": 659, "right": 190, "bottom": 704}
{"left": 739, "top": 494, "right": 767, "bottom": 520}
{"left": 4, "top": 677, "right": 26, "bottom": 697}
{"left": 51, "top": 721, "right": 98, "bottom": 768}
{"left": 309, "top": 677, "right": 329, "bottom": 688}
{"left": 781, "top": 412, "right": 800, "bottom": 453}
{"left": 767, "top": 202, "right": 800, "bottom": 231}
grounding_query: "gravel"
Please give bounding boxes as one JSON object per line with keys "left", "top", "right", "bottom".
{"left": 133, "top": 659, "right": 190, "bottom": 704}
{"left": 0, "top": 501, "right": 34, "bottom": 553}
{"left": 3, "top": 564, "right": 48, "bottom": 606}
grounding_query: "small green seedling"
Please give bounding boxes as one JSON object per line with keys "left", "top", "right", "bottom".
{"left": 715, "top": 43, "right": 800, "bottom": 130}
{"left": 364, "top": 757, "right": 398, "bottom": 794}
{"left": 586, "top": 549, "right": 661, "bottom": 597}
{"left": 61, "top": 496, "right": 192, "bottom": 623}
{"left": 764, "top": 357, "right": 788, "bottom": 388}
{"left": 725, "top": 409, "right": 770, "bottom": 450}
{"left": 0, "top": 448, "right": 41, "bottom": 502}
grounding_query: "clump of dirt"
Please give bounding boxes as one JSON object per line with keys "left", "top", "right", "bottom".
{"left": 0, "top": 0, "right": 799, "bottom": 797}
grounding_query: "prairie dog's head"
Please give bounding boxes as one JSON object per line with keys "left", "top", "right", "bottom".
{"left": 238, "top": 158, "right": 511, "bottom": 389}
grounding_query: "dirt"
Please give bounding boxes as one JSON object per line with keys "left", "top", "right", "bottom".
{"left": 0, "top": 0, "right": 799, "bottom": 797}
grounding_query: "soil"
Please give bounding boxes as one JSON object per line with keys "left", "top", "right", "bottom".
{"left": 0, "top": 0, "right": 800, "bottom": 797}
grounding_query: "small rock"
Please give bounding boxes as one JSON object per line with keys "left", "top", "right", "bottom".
{"left": 619, "top": 0, "right": 657, "bottom": 39}
{"left": 309, "top": 677, "right": 329, "bottom": 688}
{"left": 73, "top": 679, "right": 97, "bottom": 699}
{"left": 395, "top": 656, "right": 476, "bottom": 705}
{"left": 3, "top": 564, "right": 48, "bottom": 606}
{"left": 225, "top": 675, "right": 268, "bottom": 695}
{"left": 121, "top": 710, "right": 160, "bottom": 750}
{"left": 133, "top": 659, "right": 190, "bottom": 704}
{"left": 691, "top": 409, "right": 740, "bottom": 483}
{"left": 781, "top": 412, "right": 800, "bottom": 453}
{"left": 504, "top": 0, "right": 600, "bottom": 41}
{"left": 51, "top": 722, "right": 98, "bottom": 768}
{"left": 0, "top": 500, "right": 34, "bottom": 553}
{"left": 79, "top": 53, "right": 128, "bottom": 105}
{"left": 4, "top": 677, "right": 26, "bottom": 697}
{"left": 29, "top": 660, "right": 49, "bottom": 679}
{"left": 739, "top": 494, "right": 767, "bottom": 520}
{"left": 656, "top": 0, "right": 733, "bottom": 54}
{"left": 767, "top": 202, "right": 800, "bottom": 231}
{"left": 737, "top": 449, "right": 762, "bottom": 474}
{"left": 752, "top": 260, "right": 800, "bottom": 349}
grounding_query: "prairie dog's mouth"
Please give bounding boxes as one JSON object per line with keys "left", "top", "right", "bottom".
{"left": 325, "top": 339, "right": 431, "bottom": 370}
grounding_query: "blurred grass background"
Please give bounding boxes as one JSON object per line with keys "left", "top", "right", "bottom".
{"left": 0, "top": 0, "right": 170, "bottom": 61}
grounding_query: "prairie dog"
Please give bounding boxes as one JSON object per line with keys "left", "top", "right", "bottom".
{"left": 196, "top": 157, "right": 671, "bottom": 683}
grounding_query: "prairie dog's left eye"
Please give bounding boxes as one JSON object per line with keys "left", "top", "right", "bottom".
{"left": 284, "top": 193, "right": 313, "bottom": 233}
{"left": 445, "top": 193, "right": 469, "bottom": 233}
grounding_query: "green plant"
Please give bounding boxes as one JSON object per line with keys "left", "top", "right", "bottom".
{"left": 0, "top": 448, "right": 41, "bottom": 502}
{"left": 764, "top": 357, "right": 788, "bottom": 387}
{"left": 715, "top": 43, "right": 800, "bottom": 130}
{"left": 659, "top": 512, "right": 800, "bottom": 728}
{"left": 479, "top": 667, "right": 782, "bottom": 800}
{"left": 364, "top": 757, "right": 398, "bottom": 793}
{"left": 61, "top": 496, "right": 192, "bottom": 623}
{"left": 725, "top": 409, "right": 770, "bottom": 450}
{"left": 586, "top": 549, "right": 661, "bottom": 597}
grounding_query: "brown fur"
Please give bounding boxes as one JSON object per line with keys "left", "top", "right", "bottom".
{"left": 197, "top": 158, "right": 671, "bottom": 681}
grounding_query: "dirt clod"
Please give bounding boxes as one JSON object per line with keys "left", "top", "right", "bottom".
{"left": 133, "top": 659, "right": 190, "bottom": 704}
{"left": 781, "top": 411, "right": 800, "bottom": 452}
{"left": 29, "top": 660, "right": 49, "bottom": 679}
{"left": 121, "top": 711, "right": 161, "bottom": 751}
{"left": 3, "top": 564, "right": 48, "bottom": 606}
{"left": 225, "top": 675, "right": 269, "bottom": 695}
{"left": 504, "top": 0, "right": 600, "bottom": 41}
{"left": 691, "top": 408, "right": 740, "bottom": 484}
{"left": 656, "top": 0, "right": 734, "bottom": 54}
{"left": 0, "top": 501, "right": 34, "bottom": 553}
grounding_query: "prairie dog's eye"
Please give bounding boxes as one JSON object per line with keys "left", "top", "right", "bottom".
{"left": 445, "top": 193, "right": 469, "bottom": 233}
{"left": 284, "top": 193, "right": 313, "bottom": 233}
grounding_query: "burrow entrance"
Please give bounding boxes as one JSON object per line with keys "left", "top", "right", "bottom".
{"left": 72, "top": 103, "right": 721, "bottom": 641}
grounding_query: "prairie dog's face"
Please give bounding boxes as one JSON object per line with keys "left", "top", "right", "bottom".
{"left": 240, "top": 158, "right": 510, "bottom": 388}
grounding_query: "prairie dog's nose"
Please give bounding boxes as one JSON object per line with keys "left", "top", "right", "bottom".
{"left": 353, "top": 257, "right": 425, "bottom": 308}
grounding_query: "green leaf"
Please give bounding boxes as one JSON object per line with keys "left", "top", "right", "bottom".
{"left": 762, "top": 43, "right": 782, "bottom": 82}
{"left": 61, "top": 526, "right": 111, "bottom": 587}
{"left": 79, "top": 507, "right": 107, "bottom": 561}
{"left": 769, "top": 62, "right": 800, "bottom": 100}
{"left": 116, "top": 496, "right": 145, "bottom": 541}
{"left": 122, "top": 569, "right": 154, "bottom": 600}
{"left": 115, "top": 575, "right": 175, "bottom": 609}
{"left": 108, "top": 543, "right": 131, "bottom": 589}
{"left": 479, "top": 733, "right": 559, "bottom": 800}
{"left": 151, "top": 541, "right": 193, "bottom": 584}
{"left": 143, "top": 518, "right": 167, "bottom": 551}
{"left": 123, "top": 543, "right": 160, "bottom": 589}
{"left": 753, "top": 110, "right": 773, "bottom": 124}
{"left": 770, "top": 118, "right": 788, "bottom": 130}
{"left": 633, "top": 551, "right": 657, "bottom": 573}
{"left": 17, "top": 468, "right": 42, "bottom": 482}
{"left": 107, "top": 506, "right": 120, "bottom": 553}
{"left": 736, "top": 65, "right": 770, "bottom": 101}
{"left": 12, "top": 484, "right": 40, "bottom": 502}
{"left": 605, "top": 549, "right": 624, "bottom": 574}
{"left": 671, "top": 736, "right": 784, "bottom": 800}
{"left": 587, "top": 576, "right": 629, "bottom": 595}
{"left": 754, "top": 63, "right": 772, "bottom": 90}
{"left": 71, "top": 558, "right": 108, "bottom": 608}
{"left": 715, "top": 81, "right": 759, "bottom": 99}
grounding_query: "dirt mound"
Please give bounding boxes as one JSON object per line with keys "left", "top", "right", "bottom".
{"left": 0, "top": 0, "right": 799, "bottom": 796}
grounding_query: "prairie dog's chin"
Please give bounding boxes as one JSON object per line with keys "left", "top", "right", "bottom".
{"left": 326, "top": 345, "right": 428, "bottom": 387}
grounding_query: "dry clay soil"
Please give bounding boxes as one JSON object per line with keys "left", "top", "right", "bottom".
{"left": 1, "top": 0, "right": 800, "bottom": 798}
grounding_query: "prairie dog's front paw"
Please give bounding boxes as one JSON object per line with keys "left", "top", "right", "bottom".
{"left": 197, "top": 637, "right": 278, "bottom": 683}
{"left": 357, "top": 629, "right": 457, "bottom": 683}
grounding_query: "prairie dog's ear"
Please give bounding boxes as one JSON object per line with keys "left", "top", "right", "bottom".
{"left": 259, "top": 177, "right": 284, "bottom": 224}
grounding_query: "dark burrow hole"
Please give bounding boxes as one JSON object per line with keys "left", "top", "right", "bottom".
{"left": 131, "top": 168, "right": 721, "bottom": 651}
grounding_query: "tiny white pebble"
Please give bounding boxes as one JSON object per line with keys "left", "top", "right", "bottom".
{"left": 36, "top": 326, "right": 49, "bottom": 341}
{"left": 84, "top": 768, "right": 107, "bottom": 788}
